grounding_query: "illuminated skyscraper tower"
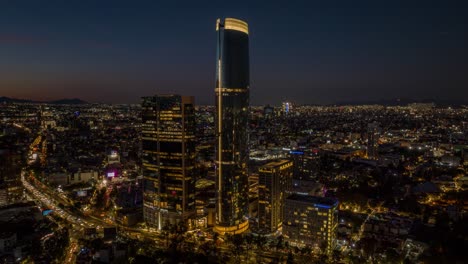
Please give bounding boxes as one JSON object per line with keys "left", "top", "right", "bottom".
{"left": 282, "top": 101, "right": 293, "bottom": 115}
{"left": 214, "top": 18, "right": 250, "bottom": 235}
{"left": 141, "top": 95, "right": 196, "bottom": 229}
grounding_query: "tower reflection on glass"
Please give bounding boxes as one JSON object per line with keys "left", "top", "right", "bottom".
{"left": 214, "top": 18, "right": 250, "bottom": 235}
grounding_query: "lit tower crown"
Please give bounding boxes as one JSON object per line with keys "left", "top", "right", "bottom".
{"left": 214, "top": 18, "right": 250, "bottom": 235}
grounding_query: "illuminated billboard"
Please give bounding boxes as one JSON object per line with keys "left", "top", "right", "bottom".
{"left": 107, "top": 171, "right": 117, "bottom": 178}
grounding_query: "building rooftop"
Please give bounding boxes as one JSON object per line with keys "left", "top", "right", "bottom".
{"left": 259, "top": 159, "right": 292, "bottom": 169}
{"left": 286, "top": 193, "right": 338, "bottom": 209}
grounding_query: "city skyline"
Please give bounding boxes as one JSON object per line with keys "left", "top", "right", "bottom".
{"left": 0, "top": 2, "right": 467, "bottom": 263}
{"left": 1, "top": 1, "right": 467, "bottom": 105}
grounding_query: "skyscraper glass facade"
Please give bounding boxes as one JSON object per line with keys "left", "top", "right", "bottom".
{"left": 214, "top": 18, "right": 250, "bottom": 235}
{"left": 141, "top": 95, "right": 196, "bottom": 229}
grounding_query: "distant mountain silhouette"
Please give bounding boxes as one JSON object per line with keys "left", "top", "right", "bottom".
{"left": 0, "top": 97, "right": 34, "bottom": 104}
{"left": 0, "top": 97, "right": 87, "bottom": 105}
{"left": 333, "top": 98, "right": 468, "bottom": 107}
{"left": 48, "top": 98, "right": 88, "bottom": 104}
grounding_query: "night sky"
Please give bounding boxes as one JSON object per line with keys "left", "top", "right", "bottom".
{"left": 1, "top": 1, "right": 467, "bottom": 105}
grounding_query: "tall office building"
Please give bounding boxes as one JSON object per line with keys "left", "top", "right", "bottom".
{"left": 214, "top": 18, "right": 250, "bottom": 235}
{"left": 141, "top": 95, "right": 196, "bottom": 229}
{"left": 282, "top": 101, "right": 293, "bottom": 114}
{"left": 283, "top": 194, "right": 339, "bottom": 255}
{"left": 367, "top": 122, "right": 380, "bottom": 160}
{"left": 258, "top": 160, "right": 293, "bottom": 233}
{"left": 289, "top": 149, "right": 320, "bottom": 181}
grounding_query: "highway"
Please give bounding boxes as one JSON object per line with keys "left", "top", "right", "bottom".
{"left": 22, "top": 170, "right": 101, "bottom": 228}
{"left": 21, "top": 170, "right": 164, "bottom": 243}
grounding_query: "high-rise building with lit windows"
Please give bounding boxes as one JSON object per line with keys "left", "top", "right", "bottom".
{"left": 289, "top": 149, "right": 320, "bottom": 181}
{"left": 141, "top": 95, "right": 196, "bottom": 229}
{"left": 258, "top": 160, "right": 293, "bottom": 233}
{"left": 214, "top": 17, "right": 250, "bottom": 235}
{"left": 282, "top": 101, "right": 293, "bottom": 114}
{"left": 283, "top": 194, "right": 339, "bottom": 255}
